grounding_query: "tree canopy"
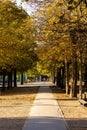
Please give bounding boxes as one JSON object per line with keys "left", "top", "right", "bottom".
{"left": 0, "top": 1, "right": 37, "bottom": 73}
{"left": 34, "top": 0, "right": 87, "bottom": 97}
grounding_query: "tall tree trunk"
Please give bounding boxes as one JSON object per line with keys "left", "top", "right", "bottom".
{"left": 7, "top": 72, "right": 10, "bottom": 89}
{"left": 14, "top": 69, "right": 17, "bottom": 87}
{"left": 84, "top": 63, "right": 87, "bottom": 87}
{"left": 51, "top": 67, "right": 55, "bottom": 84}
{"left": 65, "top": 60, "right": 69, "bottom": 94}
{"left": 74, "top": 59, "right": 78, "bottom": 97}
{"left": 70, "top": 57, "right": 77, "bottom": 98}
{"left": 8, "top": 71, "right": 12, "bottom": 88}
{"left": 21, "top": 73, "right": 24, "bottom": 85}
{"left": 10, "top": 71, "right": 12, "bottom": 88}
{"left": 79, "top": 51, "right": 83, "bottom": 99}
{"left": 2, "top": 70, "right": 5, "bottom": 92}
{"left": 61, "top": 66, "right": 65, "bottom": 89}
{"left": 56, "top": 67, "right": 61, "bottom": 88}
{"left": 56, "top": 67, "right": 59, "bottom": 87}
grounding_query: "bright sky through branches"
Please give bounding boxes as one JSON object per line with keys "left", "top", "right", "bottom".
{"left": 16, "top": 0, "right": 21, "bottom": 6}
{"left": 14, "top": 0, "right": 37, "bottom": 15}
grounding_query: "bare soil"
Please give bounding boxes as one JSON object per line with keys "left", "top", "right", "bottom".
{"left": 0, "top": 86, "right": 39, "bottom": 130}
{"left": 50, "top": 86, "right": 87, "bottom": 130}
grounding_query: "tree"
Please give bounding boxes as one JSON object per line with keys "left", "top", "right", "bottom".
{"left": 0, "top": 1, "right": 37, "bottom": 90}
{"left": 35, "top": 0, "right": 72, "bottom": 85}
{"left": 35, "top": 0, "right": 87, "bottom": 98}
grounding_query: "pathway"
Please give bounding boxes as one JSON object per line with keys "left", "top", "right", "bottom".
{"left": 22, "top": 82, "right": 68, "bottom": 130}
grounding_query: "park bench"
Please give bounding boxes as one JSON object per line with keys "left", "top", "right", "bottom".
{"left": 79, "top": 99, "right": 87, "bottom": 106}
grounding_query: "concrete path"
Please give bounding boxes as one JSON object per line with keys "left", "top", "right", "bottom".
{"left": 22, "top": 82, "right": 68, "bottom": 130}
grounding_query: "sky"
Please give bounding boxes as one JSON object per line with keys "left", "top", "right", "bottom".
{"left": 16, "top": 0, "right": 21, "bottom": 6}
{"left": 15, "top": 0, "right": 38, "bottom": 15}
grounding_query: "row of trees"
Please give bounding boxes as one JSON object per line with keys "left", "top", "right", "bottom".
{"left": 0, "top": 1, "right": 37, "bottom": 91}
{"left": 35, "top": 0, "right": 87, "bottom": 98}
{"left": 0, "top": 0, "right": 87, "bottom": 98}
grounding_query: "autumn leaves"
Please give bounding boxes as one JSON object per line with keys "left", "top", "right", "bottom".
{"left": 0, "top": 1, "right": 37, "bottom": 73}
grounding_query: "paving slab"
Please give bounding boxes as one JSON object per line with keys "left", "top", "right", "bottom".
{"left": 22, "top": 83, "right": 68, "bottom": 130}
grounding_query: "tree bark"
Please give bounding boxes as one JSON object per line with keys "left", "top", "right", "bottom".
{"left": 51, "top": 67, "right": 55, "bottom": 84}
{"left": 70, "top": 56, "right": 77, "bottom": 98}
{"left": 14, "top": 69, "right": 17, "bottom": 87}
{"left": 2, "top": 70, "right": 5, "bottom": 92}
{"left": 84, "top": 63, "right": 87, "bottom": 86}
{"left": 21, "top": 73, "right": 24, "bottom": 85}
{"left": 8, "top": 71, "right": 12, "bottom": 88}
{"left": 65, "top": 60, "right": 69, "bottom": 94}
{"left": 56, "top": 67, "right": 61, "bottom": 88}
{"left": 79, "top": 51, "right": 83, "bottom": 99}
{"left": 7, "top": 72, "right": 10, "bottom": 89}
{"left": 61, "top": 66, "right": 65, "bottom": 89}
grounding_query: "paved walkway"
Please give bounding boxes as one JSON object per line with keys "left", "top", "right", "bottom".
{"left": 22, "top": 82, "right": 68, "bottom": 130}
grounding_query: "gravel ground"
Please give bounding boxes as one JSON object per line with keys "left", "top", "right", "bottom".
{"left": 50, "top": 86, "right": 87, "bottom": 130}
{"left": 0, "top": 86, "right": 39, "bottom": 130}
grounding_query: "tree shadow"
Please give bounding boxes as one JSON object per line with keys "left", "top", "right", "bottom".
{"left": 0, "top": 117, "right": 26, "bottom": 130}
{"left": 50, "top": 86, "right": 66, "bottom": 94}
{"left": 23, "top": 116, "right": 68, "bottom": 130}
{"left": 0, "top": 86, "right": 39, "bottom": 96}
{"left": 23, "top": 116, "right": 87, "bottom": 130}
{"left": 0, "top": 116, "right": 87, "bottom": 130}
{"left": 65, "top": 118, "right": 87, "bottom": 130}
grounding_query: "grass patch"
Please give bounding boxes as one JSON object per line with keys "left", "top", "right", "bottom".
{"left": 0, "top": 86, "right": 39, "bottom": 100}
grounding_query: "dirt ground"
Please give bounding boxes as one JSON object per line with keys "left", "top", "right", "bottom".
{"left": 0, "top": 86, "right": 39, "bottom": 130}
{"left": 50, "top": 86, "right": 87, "bottom": 130}
{"left": 1, "top": 84, "right": 87, "bottom": 130}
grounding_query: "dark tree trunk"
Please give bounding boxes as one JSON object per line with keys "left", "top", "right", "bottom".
{"left": 51, "top": 67, "right": 55, "bottom": 84}
{"left": 7, "top": 71, "right": 12, "bottom": 88}
{"left": 21, "top": 73, "right": 24, "bottom": 85}
{"left": 74, "top": 59, "right": 78, "bottom": 97}
{"left": 61, "top": 67, "right": 65, "bottom": 89}
{"left": 10, "top": 71, "right": 12, "bottom": 88}
{"left": 14, "top": 69, "right": 17, "bottom": 87}
{"left": 56, "top": 67, "right": 59, "bottom": 87}
{"left": 2, "top": 71, "right": 5, "bottom": 92}
{"left": 79, "top": 51, "right": 83, "bottom": 99}
{"left": 7, "top": 72, "right": 10, "bottom": 89}
{"left": 84, "top": 63, "right": 87, "bottom": 86}
{"left": 56, "top": 67, "right": 61, "bottom": 88}
{"left": 65, "top": 60, "right": 70, "bottom": 94}
{"left": 70, "top": 57, "right": 77, "bottom": 98}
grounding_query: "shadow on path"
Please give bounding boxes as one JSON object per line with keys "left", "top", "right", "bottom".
{"left": 0, "top": 117, "right": 87, "bottom": 130}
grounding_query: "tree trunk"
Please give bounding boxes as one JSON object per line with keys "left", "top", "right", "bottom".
{"left": 56, "top": 67, "right": 59, "bottom": 87}
{"left": 84, "top": 63, "right": 87, "bottom": 87}
{"left": 65, "top": 60, "right": 69, "bottom": 94}
{"left": 79, "top": 51, "right": 83, "bottom": 99}
{"left": 14, "top": 69, "right": 17, "bottom": 87}
{"left": 21, "top": 73, "right": 24, "bottom": 85}
{"left": 8, "top": 71, "right": 12, "bottom": 88}
{"left": 74, "top": 59, "right": 78, "bottom": 97}
{"left": 10, "top": 71, "right": 12, "bottom": 88}
{"left": 7, "top": 72, "right": 10, "bottom": 89}
{"left": 70, "top": 57, "right": 77, "bottom": 98}
{"left": 51, "top": 67, "right": 55, "bottom": 84}
{"left": 56, "top": 67, "right": 61, "bottom": 88}
{"left": 2, "top": 71, "right": 5, "bottom": 92}
{"left": 61, "top": 66, "right": 65, "bottom": 89}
